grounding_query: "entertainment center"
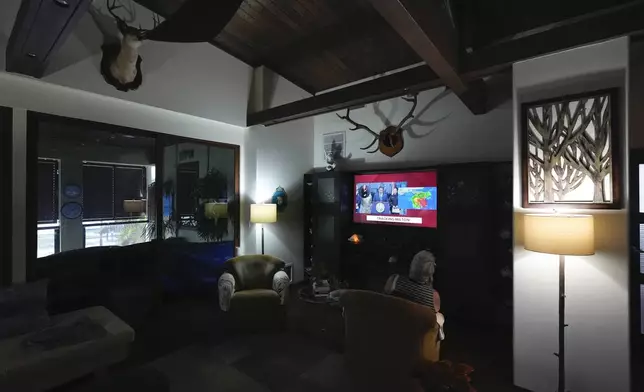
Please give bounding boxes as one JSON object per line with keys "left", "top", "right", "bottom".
{"left": 304, "top": 161, "right": 513, "bottom": 325}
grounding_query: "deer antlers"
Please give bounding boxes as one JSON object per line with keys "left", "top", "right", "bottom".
{"left": 398, "top": 94, "right": 418, "bottom": 130}
{"left": 107, "top": 0, "right": 160, "bottom": 40}
{"left": 106, "top": 0, "right": 129, "bottom": 32}
{"left": 336, "top": 108, "right": 380, "bottom": 152}
{"left": 336, "top": 93, "right": 419, "bottom": 154}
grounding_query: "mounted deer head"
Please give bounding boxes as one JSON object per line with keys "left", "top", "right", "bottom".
{"left": 337, "top": 93, "right": 418, "bottom": 157}
{"left": 100, "top": 0, "right": 161, "bottom": 92}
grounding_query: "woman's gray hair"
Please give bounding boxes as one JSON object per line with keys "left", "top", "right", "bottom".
{"left": 409, "top": 250, "right": 436, "bottom": 284}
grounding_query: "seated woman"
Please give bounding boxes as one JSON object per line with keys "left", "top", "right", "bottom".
{"left": 384, "top": 250, "right": 445, "bottom": 340}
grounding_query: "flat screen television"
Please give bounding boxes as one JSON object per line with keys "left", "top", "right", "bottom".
{"left": 353, "top": 170, "right": 437, "bottom": 228}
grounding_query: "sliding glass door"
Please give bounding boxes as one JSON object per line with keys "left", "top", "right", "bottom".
{"left": 160, "top": 137, "right": 239, "bottom": 245}
{"left": 26, "top": 112, "right": 240, "bottom": 278}
{"left": 30, "top": 114, "right": 156, "bottom": 260}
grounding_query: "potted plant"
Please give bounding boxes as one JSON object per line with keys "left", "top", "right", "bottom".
{"left": 193, "top": 169, "right": 235, "bottom": 242}
{"left": 144, "top": 179, "right": 177, "bottom": 241}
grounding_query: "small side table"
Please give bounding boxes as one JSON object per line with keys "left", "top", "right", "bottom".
{"left": 298, "top": 286, "right": 330, "bottom": 304}
{"left": 291, "top": 286, "right": 344, "bottom": 351}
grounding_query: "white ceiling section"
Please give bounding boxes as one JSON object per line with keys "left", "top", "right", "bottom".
{"left": 0, "top": 0, "right": 252, "bottom": 127}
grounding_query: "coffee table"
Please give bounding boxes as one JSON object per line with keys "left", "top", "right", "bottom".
{"left": 291, "top": 286, "right": 344, "bottom": 351}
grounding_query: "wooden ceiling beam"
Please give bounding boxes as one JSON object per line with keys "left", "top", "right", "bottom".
{"left": 247, "top": 0, "right": 644, "bottom": 127}
{"left": 367, "top": 0, "right": 486, "bottom": 114}
{"left": 463, "top": 0, "right": 644, "bottom": 78}
{"left": 248, "top": 65, "right": 443, "bottom": 126}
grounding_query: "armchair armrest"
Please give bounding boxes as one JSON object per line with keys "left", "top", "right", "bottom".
{"left": 218, "top": 272, "right": 235, "bottom": 312}
{"left": 272, "top": 271, "right": 290, "bottom": 305}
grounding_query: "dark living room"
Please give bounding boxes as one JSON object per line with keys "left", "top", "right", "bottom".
{"left": 1, "top": 1, "right": 642, "bottom": 392}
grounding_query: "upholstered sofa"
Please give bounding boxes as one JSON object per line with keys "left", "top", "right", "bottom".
{"left": 0, "top": 306, "right": 134, "bottom": 391}
{"left": 31, "top": 239, "right": 235, "bottom": 328}
{"left": 339, "top": 290, "right": 441, "bottom": 392}
{"left": 218, "top": 255, "right": 290, "bottom": 329}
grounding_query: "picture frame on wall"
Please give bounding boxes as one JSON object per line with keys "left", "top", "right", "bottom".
{"left": 323, "top": 131, "right": 346, "bottom": 159}
{"left": 521, "top": 88, "right": 621, "bottom": 209}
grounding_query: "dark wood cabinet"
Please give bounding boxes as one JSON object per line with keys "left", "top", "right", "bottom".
{"left": 303, "top": 171, "right": 353, "bottom": 279}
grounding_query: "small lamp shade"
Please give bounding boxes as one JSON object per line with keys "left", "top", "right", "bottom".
{"left": 524, "top": 214, "right": 595, "bottom": 256}
{"left": 204, "top": 202, "right": 228, "bottom": 219}
{"left": 250, "top": 204, "right": 277, "bottom": 224}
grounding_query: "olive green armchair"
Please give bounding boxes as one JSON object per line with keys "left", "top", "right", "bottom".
{"left": 217, "top": 255, "right": 290, "bottom": 328}
{"left": 340, "top": 290, "right": 441, "bottom": 392}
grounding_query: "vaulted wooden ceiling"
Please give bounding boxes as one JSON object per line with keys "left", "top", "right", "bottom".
{"left": 133, "top": 0, "right": 422, "bottom": 93}
{"left": 212, "top": 0, "right": 420, "bottom": 93}
{"left": 203, "top": 0, "right": 643, "bottom": 126}
{"left": 205, "top": 0, "right": 639, "bottom": 96}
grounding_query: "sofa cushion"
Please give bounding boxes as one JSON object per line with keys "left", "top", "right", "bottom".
{"left": 230, "top": 289, "right": 280, "bottom": 313}
{"left": 0, "top": 280, "right": 48, "bottom": 317}
{"left": 231, "top": 289, "right": 281, "bottom": 310}
{"left": 22, "top": 316, "right": 107, "bottom": 350}
{"left": 0, "top": 281, "right": 50, "bottom": 339}
{"left": 232, "top": 289, "right": 280, "bottom": 300}
{"left": 0, "top": 310, "right": 50, "bottom": 340}
{"left": 0, "top": 306, "right": 134, "bottom": 391}
{"left": 229, "top": 289, "right": 284, "bottom": 330}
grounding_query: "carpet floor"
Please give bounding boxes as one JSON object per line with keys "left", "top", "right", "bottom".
{"left": 67, "top": 333, "right": 351, "bottom": 392}
{"left": 52, "top": 291, "right": 521, "bottom": 392}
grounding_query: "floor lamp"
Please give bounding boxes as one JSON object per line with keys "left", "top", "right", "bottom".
{"left": 524, "top": 214, "right": 595, "bottom": 392}
{"left": 250, "top": 203, "right": 277, "bottom": 255}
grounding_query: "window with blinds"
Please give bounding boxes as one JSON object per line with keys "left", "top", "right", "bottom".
{"left": 37, "top": 159, "right": 59, "bottom": 224}
{"left": 83, "top": 163, "right": 147, "bottom": 221}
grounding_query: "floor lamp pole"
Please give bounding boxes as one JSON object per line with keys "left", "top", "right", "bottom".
{"left": 557, "top": 254, "right": 566, "bottom": 392}
{"left": 261, "top": 224, "right": 265, "bottom": 255}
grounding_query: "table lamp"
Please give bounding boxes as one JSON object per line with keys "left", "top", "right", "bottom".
{"left": 123, "top": 199, "right": 146, "bottom": 214}
{"left": 250, "top": 203, "right": 277, "bottom": 255}
{"left": 204, "top": 202, "right": 228, "bottom": 219}
{"left": 524, "top": 214, "right": 594, "bottom": 392}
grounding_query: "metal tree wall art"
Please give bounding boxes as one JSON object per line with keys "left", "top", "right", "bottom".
{"left": 522, "top": 89, "right": 621, "bottom": 208}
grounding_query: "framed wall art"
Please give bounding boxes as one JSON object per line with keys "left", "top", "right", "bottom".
{"left": 323, "top": 131, "right": 346, "bottom": 159}
{"left": 521, "top": 88, "right": 621, "bottom": 209}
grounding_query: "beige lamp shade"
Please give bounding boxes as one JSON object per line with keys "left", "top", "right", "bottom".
{"left": 204, "top": 202, "right": 228, "bottom": 219}
{"left": 524, "top": 214, "right": 595, "bottom": 256}
{"left": 123, "top": 199, "right": 146, "bottom": 213}
{"left": 250, "top": 203, "right": 277, "bottom": 224}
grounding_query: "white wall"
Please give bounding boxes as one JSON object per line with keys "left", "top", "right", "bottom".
{"left": 243, "top": 74, "right": 314, "bottom": 282}
{"left": 1, "top": 0, "right": 252, "bottom": 126}
{"left": 1, "top": 72, "right": 246, "bottom": 282}
{"left": 313, "top": 87, "right": 513, "bottom": 169}
{"left": 0, "top": 72, "right": 246, "bottom": 145}
{"left": 512, "top": 38, "right": 630, "bottom": 392}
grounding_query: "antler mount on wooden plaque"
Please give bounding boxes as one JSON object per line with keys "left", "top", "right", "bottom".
{"left": 337, "top": 93, "right": 418, "bottom": 158}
